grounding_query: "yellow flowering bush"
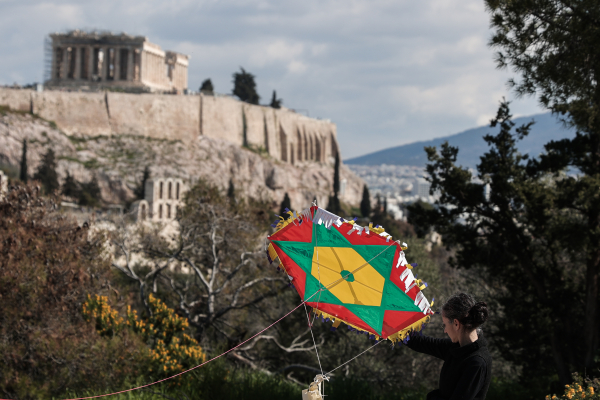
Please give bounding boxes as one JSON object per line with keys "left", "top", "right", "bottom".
{"left": 83, "top": 293, "right": 206, "bottom": 385}
{"left": 546, "top": 374, "right": 599, "bottom": 400}
{"left": 82, "top": 294, "right": 124, "bottom": 336}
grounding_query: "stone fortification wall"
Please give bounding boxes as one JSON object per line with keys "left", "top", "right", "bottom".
{"left": 0, "top": 88, "right": 340, "bottom": 165}
{"left": 107, "top": 93, "right": 200, "bottom": 142}
{"left": 32, "top": 91, "right": 111, "bottom": 136}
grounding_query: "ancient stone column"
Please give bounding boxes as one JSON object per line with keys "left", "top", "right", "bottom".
{"left": 101, "top": 47, "right": 109, "bottom": 81}
{"left": 74, "top": 47, "right": 82, "bottom": 79}
{"left": 127, "top": 48, "right": 134, "bottom": 81}
{"left": 87, "top": 46, "right": 93, "bottom": 81}
{"left": 62, "top": 47, "right": 69, "bottom": 79}
{"left": 114, "top": 47, "right": 121, "bottom": 81}
{"left": 51, "top": 47, "right": 58, "bottom": 80}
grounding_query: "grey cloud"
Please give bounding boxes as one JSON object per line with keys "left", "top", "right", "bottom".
{"left": 0, "top": 0, "right": 542, "bottom": 159}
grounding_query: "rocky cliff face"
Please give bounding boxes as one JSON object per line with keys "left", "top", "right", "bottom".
{"left": 0, "top": 109, "right": 363, "bottom": 209}
{"left": 0, "top": 88, "right": 339, "bottom": 168}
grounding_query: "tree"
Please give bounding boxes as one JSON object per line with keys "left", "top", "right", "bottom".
{"left": 483, "top": 0, "right": 600, "bottom": 382}
{"left": 270, "top": 90, "right": 282, "bottom": 109}
{"left": 134, "top": 166, "right": 150, "bottom": 200}
{"left": 279, "top": 192, "right": 291, "bottom": 217}
{"left": 62, "top": 171, "right": 79, "bottom": 199}
{"left": 19, "top": 138, "right": 27, "bottom": 182}
{"left": 227, "top": 178, "right": 236, "bottom": 203}
{"left": 411, "top": 101, "right": 598, "bottom": 389}
{"left": 79, "top": 175, "right": 101, "bottom": 207}
{"left": 328, "top": 153, "right": 341, "bottom": 215}
{"left": 0, "top": 184, "right": 144, "bottom": 398}
{"left": 33, "top": 148, "right": 59, "bottom": 194}
{"left": 200, "top": 78, "right": 214, "bottom": 95}
{"left": 360, "top": 185, "right": 371, "bottom": 218}
{"left": 232, "top": 68, "right": 260, "bottom": 105}
{"left": 111, "top": 180, "right": 284, "bottom": 340}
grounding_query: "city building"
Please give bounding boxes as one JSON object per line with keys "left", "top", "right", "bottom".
{"left": 45, "top": 30, "right": 189, "bottom": 93}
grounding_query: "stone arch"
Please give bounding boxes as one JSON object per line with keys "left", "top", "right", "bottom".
{"left": 166, "top": 178, "right": 174, "bottom": 200}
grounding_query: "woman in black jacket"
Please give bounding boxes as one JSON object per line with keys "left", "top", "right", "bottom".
{"left": 406, "top": 293, "right": 492, "bottom": 400}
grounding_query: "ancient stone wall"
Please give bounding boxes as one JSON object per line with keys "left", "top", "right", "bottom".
{"left": 0, "top": 87, "right": 340, "bottom": 165}
{"left": 31, "top": 91, "right": 111, "bottom": 136}
{"left": 107, "top": 93, "right": 200, "bottom": 142}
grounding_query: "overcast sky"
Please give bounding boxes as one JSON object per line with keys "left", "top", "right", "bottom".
{"left": 0, "top": 0, "right": 543, "bottom": 159}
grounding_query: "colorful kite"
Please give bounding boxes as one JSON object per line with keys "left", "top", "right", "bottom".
{"left": 267, "top": 206, "right": 434, "bottom": 343}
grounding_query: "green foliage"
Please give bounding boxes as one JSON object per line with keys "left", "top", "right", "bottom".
{"left": 200, "top": 78, "right": 214, "bottom": 95}
{"left": 406, "top": 200, "right": 434, "bottom": 238}
{"left": 83, "top": 293, "right": 206, "bottom": 387}
{"left": 0, "top": 161, "right": 19, "bottom": 180}
{"left": 20, "top": 138, "right": 27, "bottom": 182}
{"left": 79, "top": 175, "right": 102, "bottom": 207}
{"left": 227, "top": 178, "right": 236, "bottom": 203}
{"left": 134, "top": 166, "right": 150, "bottom": 200}
{"left": 545, "top": 373, "right": 600, "bottom": 400}
{"left": 485, "top": 1, "right": 600, "bottom": 380}
{"left": 0, "top": 184, "right": 145, "bottom": 399}
{"left": 410, "top": 101, "right": 598, "bottom": 390}
{"left": 33, "top": 148, "right": 59, "bottom": 194}
{"left": 270, "top": 90, "right": 282, "bottom": 109}
{"left": 232, "top": 67, "right": 260, "bottom": 105}
{"left": 328, "top": 152, "right": 342, "bottom": 215}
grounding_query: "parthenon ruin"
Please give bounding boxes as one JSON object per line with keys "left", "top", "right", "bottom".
{"left": 45, "top": 30, "right": 189, "bottom": 93}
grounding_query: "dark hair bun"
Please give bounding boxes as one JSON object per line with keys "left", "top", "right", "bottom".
{"left": 441, "top": 293, "right": 489, "bottom": 332}
{"left": 464, "top": 301, "right": 488, "bottom": 329}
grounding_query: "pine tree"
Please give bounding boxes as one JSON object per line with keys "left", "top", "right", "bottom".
{"left": 62, "top": 171, "right": 79, "bottom": 199}
{"left": 360, "top": 185, "right": 371, "bottom": 218}
{"left": 33, "top": 148, "right": 59, "bottom": 194}
{"left": 227, "top": 179, "right": 235, "bottom": 203}
{"left": 79, "top": 175, "right": 101, "bottom": 207}
{"left": 20, "top": 139, "right": 27, "bottom": 182}
{"left": 134, "top": 166, "right": 150, "bottom": 200}
{"left": 200, "top": 79, "right": 214, "bottom": 95}
{"left": 232, "top": 68, "right": 260, "bottom": 105}
{"left": 328, "top": 153, "right": 341, "bottom": 215}
{"left": 270, "top": 90, "right": 282, "bottom": 109}
{"left": 279, "top": 192, "right": 291, "bottom": 217}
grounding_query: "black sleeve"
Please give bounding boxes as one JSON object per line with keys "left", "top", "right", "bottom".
{"left": 448, "top": 356, "right": 487, "bottom": 400}
{"left": 405, "top": 334, "right": 453, "bottom": 360}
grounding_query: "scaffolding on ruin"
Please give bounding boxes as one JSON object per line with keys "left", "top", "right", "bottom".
{"left": 43, "top": 36, "right": 53, "bottom": 84}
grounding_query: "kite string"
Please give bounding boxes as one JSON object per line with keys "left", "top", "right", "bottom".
{"left": 51, "top": 297, "right": 314, "bottom": 400}
{"left": 324, "top": 339, "right": 383, "bottom": 378}
{"left": 303, "top": 205, "right": 325, "bottom": 395}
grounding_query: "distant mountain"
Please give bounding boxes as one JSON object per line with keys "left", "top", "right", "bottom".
{"left": 345, "top": 113, "right": 575, "bottom": 169}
